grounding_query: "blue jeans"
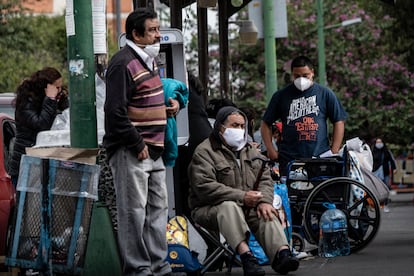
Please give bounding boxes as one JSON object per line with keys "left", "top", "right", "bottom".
{"left": 383, "top": 175, "right": 391, "bottom": 189}
{"left": 109, "top": 147, "right": 171, "bottom": 276}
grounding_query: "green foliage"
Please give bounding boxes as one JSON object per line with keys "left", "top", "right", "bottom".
{"left": 107, "top": 29, "right": 120, "bottom": 59}
{"left": 316, "top": 1, "right": 414, "bottom": 147}
{"left": 0, "top": 6, "right": 67, "bottom": 92}
{"left": 360, "top": 0, "right": 414, "bottom": 72}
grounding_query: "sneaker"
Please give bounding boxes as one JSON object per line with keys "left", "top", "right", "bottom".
{"left": 384, "top": 205, "right": 390, "bottom": 213}
{"left": 25, "top": 269, "right": 40, "bottom": 276}
{"left": 292, "top": 248, "right": 309, "bottom": 260}
{"left": 240, "top": 251, "right": 265, "bottom": 276}
{"left": 272, "top": 249, "right": 299, "bottom": 275}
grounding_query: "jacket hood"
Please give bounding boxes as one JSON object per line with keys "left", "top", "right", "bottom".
{"left": 212, "top": 106, "right": 248, "bottom": 150}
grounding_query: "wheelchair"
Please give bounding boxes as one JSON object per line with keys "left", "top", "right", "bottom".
{"left": 284, "top": 154, "right": 381, "bottom": 255}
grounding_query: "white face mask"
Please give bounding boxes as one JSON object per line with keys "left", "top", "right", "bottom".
{"left": 143, "top": 42, "right": 160, "bottom": 58}
{"left": 375, "top": 143, "right": 384, "bottom": 149}
{"left": 222, "top": 127, "right": 246, "bottom": 151}
{"left": 294, "top": 77, "right": 313, "bottom": 91}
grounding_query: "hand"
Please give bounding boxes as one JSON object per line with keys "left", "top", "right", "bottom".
{"left": 137, "top": 145, "right": 149, "bottom": 160}
{"left": 256, "top": 202, "right": 279, "bottom": 221}
{"left": 267, "top": 148, "right": 279, "bottom": 161}
{"left": 166, "top": 98, "right": 179, "bottom": 117}
{"left": 331, "top": 147, "right": 340, "bottom": 154}
{"left": 56, "top": 88, "right": 68, "bottom": 101}
{"left": 249, "top": 142, "right": 261, "bottom": 149}
{"left": 45, "top": 83, "right": 59, "bottom": 99}
{"left": 243, "top": 191, "right": 263, "bottom": 208}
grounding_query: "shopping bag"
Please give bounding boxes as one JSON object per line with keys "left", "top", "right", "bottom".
{"left": 248, "top": 233, "right": 269, "bottom": 265}
{"left": 360, "top": 167, "right": 390, "bottom": 204}
{"left": 249, "top": 182, "right": 293, "bottom": 265}
{"left": 274, "top": 183, "right": 292, "bottom": 243}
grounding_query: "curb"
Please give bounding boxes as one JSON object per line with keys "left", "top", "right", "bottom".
{"left": 388, "top": 191, "right": 414, "bottom": 205}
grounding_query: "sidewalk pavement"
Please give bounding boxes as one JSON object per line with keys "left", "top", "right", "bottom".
{"left": 202, "top": 192, "right": 414, "bottom": 276}
{"left": 389, "top": 190, "right": 414, "bottom": 205}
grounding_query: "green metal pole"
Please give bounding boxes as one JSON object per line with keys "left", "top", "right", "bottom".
{"left": 66, "top": 2, "right": 121, "bottom": 274}
{"left": 67, "top": 0, "right": 98, "bottom": 148}
{"left": 317, "top": 0, "right": 326, "bottom": 86}
{"left": 263, "top": 0, "right": 277, "bottom": 104}
{"left": 66, "top": 3, "right": 122, "bottom": 276}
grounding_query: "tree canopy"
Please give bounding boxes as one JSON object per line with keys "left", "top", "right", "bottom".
{"left": 0, "top": 2, "right": 67, "bottom": 92}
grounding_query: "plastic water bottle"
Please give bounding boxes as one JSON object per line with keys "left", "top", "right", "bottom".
{"left": 318, "top": 202, "right": 350, "bottom": 257}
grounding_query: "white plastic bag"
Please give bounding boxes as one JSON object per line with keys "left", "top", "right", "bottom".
{"left": 346, "top": 137, "right": 373, "bottom": 171}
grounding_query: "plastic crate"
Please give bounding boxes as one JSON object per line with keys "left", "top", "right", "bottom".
{"left": 6, "top": 155, "right": 99, "bottom": 275}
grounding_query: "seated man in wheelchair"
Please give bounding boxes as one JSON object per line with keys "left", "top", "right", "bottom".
{"left": 188, "top": 106, "right": 299, "bottom": 275}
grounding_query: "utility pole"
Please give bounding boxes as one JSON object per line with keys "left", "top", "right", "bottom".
{"left": 197, "top": 6, "right": 209, "bottom": 105}
{"left": 66, "top": 1, "right": 123, "bottom": 275}
{"left": 66, "top": 0, "right": 97, "bottom": 148}
{"left": 317, "top": 0, "right": 326, "bottom": 86}
{"left": 115, "top": 0, "right": 121, "bottom": 40}
{"left": 263, "top": 0, "right": 277, "bottom": 104}
{"left": 218, "top": 0, "right": 230, "bottom": 99}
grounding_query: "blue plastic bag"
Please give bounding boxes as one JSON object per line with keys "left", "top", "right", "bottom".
{"left": 274, "top": 183, "right": 292, "bottom": 243}
{"left": 248, "top": 183, "right": 293, "bottom": 265}
{"left": 248, "top": 233, "right": 269, "bottom": 265}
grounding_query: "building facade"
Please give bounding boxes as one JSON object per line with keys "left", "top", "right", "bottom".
{"left": 21, "top": 0, "right": 135, "bottom": 40}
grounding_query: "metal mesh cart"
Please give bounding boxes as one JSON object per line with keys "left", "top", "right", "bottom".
{"left": 6, "top": 155, "right": 99, "bottom": 275}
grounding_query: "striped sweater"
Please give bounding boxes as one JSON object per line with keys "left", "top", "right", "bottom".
{"left": 103, "top": 45, "right": 166, "bottom": 160}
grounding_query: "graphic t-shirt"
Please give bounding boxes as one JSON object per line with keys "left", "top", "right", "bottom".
{"left": 262, "top": 82, "right": 347, "bottom": 166}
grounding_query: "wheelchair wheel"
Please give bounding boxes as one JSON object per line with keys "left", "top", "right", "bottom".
{"left": 302, "top": 177, "right": 381, "bottom": 254}
{"left": 291, "top": 232, "right": 305, "bottom": 252}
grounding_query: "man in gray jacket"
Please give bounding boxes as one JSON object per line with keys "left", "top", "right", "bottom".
{"left": 188, "top": 106, "right": 299, "bottom": 275}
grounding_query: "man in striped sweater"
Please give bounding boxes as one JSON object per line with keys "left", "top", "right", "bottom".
{"left": 103, "top": 8, "right": 179, "bottom": 276}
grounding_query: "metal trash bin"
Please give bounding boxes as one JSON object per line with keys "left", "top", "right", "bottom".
{"left": 6, "top": 155, "right": 99, "bottom": 275}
